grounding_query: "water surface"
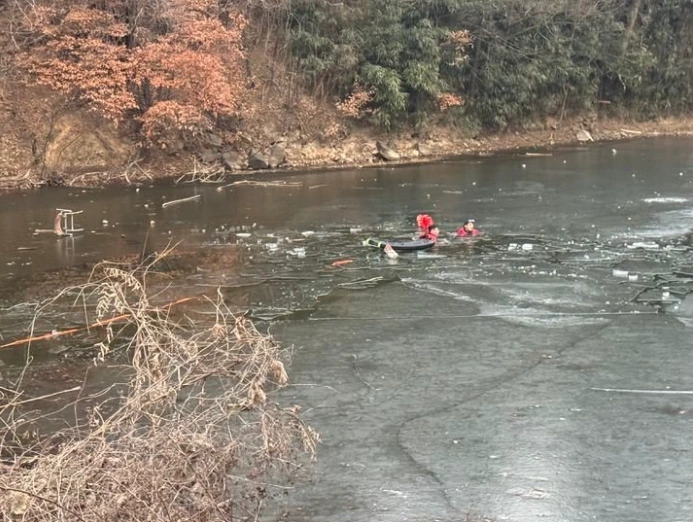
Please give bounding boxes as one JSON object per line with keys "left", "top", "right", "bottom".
{"left": 3, "top": 138, "right": 693, "bottom": 522}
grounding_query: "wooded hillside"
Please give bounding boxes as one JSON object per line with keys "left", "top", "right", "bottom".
{"left": 0, "top": 0, "right": 691, "bottom": 183}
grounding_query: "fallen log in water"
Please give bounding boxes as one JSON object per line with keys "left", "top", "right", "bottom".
{"left": 218, "top": 180, "right": 302, "bottom": 191}
{"left": 161, "top": 194, "right": 201, "bottom": 208}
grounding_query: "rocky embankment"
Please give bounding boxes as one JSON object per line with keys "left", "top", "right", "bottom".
{"left": 2, "top": 112, "right": 693, "bottom": 191}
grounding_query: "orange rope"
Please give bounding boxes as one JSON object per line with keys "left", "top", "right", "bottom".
{"left": 0, "top": 296, "right": 197, "bottom": 350}
{"left": 330, "top": 259, "right": 354, "bottom": 267}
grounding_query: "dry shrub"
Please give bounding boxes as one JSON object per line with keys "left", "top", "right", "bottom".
{"left": 0, "top": 253, "right": 318, "bottom": 521}
{"left": 336, "top": 86, "right": 373, "bottom": 119}
{"left": 444, "top": 30, "right": 474, "bottom": 66}
{"left": 437, "top": 93, "right": 464, "bottom": 111}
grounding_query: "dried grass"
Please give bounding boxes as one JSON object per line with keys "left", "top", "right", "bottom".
{"left": 0, "top": 253, "right": 318, "bottom": 521}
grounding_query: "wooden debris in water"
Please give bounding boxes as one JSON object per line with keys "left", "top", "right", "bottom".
{"left": 161, "top": 194, "right": 201, "bottom": 208}
{"left": 218, "top": 180, "right": 302, "bottom": 190}
{"left": 338, "top": 276, "right": 387, "bottom": 289}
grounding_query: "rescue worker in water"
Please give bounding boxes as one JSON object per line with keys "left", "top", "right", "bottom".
{"left": 456, "top": 219, "right": 479, "bottom": 237}
{"left": 420, "top": 224, "right": 440, "bottom": 241}
{"left": 416, "top": 214, "right": 440, "bottom": 241}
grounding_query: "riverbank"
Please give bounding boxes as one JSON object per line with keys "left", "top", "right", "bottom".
{"left": 2, "top": 115, "right": 693, "bottom": 191}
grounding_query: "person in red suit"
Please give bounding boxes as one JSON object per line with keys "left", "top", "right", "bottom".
{"left": 416, "top": 214, "right": 440, "bottom": 241}
{"left": 457, "top": 219, "right": 479, "bottom": 237}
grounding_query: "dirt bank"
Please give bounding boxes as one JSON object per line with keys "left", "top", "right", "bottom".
{"left": 2, "top": 103, "right": 693, "bottom": 191}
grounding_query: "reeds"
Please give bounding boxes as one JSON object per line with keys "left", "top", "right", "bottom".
{"left": 0, "top": 254, "right": 318, "bottom": 521}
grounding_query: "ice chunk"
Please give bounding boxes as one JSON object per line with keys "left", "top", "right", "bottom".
{"left": 627, "top": 241, "right": 659, "bottom": 250}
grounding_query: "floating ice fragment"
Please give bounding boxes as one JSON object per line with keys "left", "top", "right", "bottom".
{"left": 627, "top": 241, "right": 659, "bottom": 250}
{"left": 508, "top": 243, "right": 518, "bottom": 250}
{"left": 349, "top": 227, "right": 362, "bottom": 234}
{"left": 236, "top": 232, "right": 251, "bottom": 238}
{"left": 628, "top": 273, "right": 639, "bottom": 282}
{"left": 416, "top": 252, "right": 446, "bottom": 259}
{"left": 612, "top": 269, "right": 629, "bottom": 279}
{"left": 521, "top": 243, "right": 533, "bottom": 251}
{"left": 301, "top": 230, "right": 315, "bottom": 237}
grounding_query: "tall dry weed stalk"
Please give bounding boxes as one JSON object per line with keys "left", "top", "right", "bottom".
{"left": 0, "top": 253, "right": 318, "bottom": 521}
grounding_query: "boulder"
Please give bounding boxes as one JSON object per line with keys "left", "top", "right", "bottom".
{"left": 200, "top": 148, "right": 219, "bottom": 164}
{"left": 268, "top": 143, "right": 287, "bottom": 168}
{"left": 376, "top": 141, "right": 400, "bottom": 161}
{"left": 415, "top": 142, "right": 432, "bottom": 156}
{"left": 205, "top": 132, "right": 224, "bottom": 148}
{"left": 576, "top": 129, "right": 594, "bottom": 143}
{"left": 221, "top": 150, "right": 243, "bottom": 171}
{"left": 167, "top": 137, "right": 185, "bottom": 155}
{"left": 248, "top": 149, "right": 270, "bottom": 170}
{"left": 45, "top": 171, "right": 66, "bottom": 187}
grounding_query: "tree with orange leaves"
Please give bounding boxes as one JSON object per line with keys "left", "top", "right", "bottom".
{"left": 21, "top": 0, "right": 246, "bottom": 147}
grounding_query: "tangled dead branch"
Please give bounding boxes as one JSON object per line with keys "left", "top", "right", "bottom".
{"left": 0, "top": 254, "right": 318, "bottom": 521}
